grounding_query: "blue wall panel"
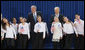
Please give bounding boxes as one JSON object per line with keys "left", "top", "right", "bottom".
{"left": 1, "top": 1, "right": 84, "bottom": 48}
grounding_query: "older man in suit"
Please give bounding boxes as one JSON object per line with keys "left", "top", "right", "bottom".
{"left": 27, "top": 5, "right": 42, "bottom": 49}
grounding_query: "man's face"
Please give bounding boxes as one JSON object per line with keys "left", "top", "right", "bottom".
{"left": 55, "top": 8, "right": 59, "bottom": 14}
{"left": 31, "top": 7, "right": 36, "bottom": 13}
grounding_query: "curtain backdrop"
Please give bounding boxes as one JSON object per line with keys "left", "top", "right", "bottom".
{"left": 1, "top": 1, "right": 84, "bottom": 48}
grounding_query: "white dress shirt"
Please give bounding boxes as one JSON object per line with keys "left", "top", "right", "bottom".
{"left": 5, "top": 25, "right": 16, "bottom": 38}
{"left": 74, "top": 19, "right": 84, "bottom": 35}
{"left": 18, "top": 22, "right": 30, "bottom": 39}
{"left": 1, "top": 25, "right": 7, "bottom": 38}
{"left": 51, "top": 22, "right": 62, "bottom": 42}
{"left": 55, "top": 13, "right": 59, "bottom": 18}
{"left": 34, "top": 22, "right": 46, "bottom": 38}
{"left": 63, "top": 23, "right": 74, "bottom": 34}
{"left": 33, "top": 12, "right": 37, "bottom": 17}
{"left": 11, "top": 23, "right": 18, "bottom": 34}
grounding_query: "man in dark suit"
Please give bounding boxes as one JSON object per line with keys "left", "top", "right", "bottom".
{"left": 50, "top": 7, "right": 65, "bottom": 49}
{"left": 50, "top": 7, "right": 64, "bottom": 24}
{"left": 27, "top": 5, "right": 42, "bottom": 49}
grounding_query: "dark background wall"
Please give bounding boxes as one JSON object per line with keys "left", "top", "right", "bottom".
{"left": 1, "top": 1, "right": 84, "bottom": 21}
{"left": 1, "top": 1, "right": 84, "bottom": 48}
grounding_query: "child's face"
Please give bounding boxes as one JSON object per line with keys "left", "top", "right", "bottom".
{"left": 13, "top": 18, "right": 16, "bottom": 23}
{"left": 21, "top": 18, "right": 24, "bottom": 23}
{"left": 37, "top": 17, "right": 42, "bottom": 22}
{"left": 64, "top": 17, "right": 68, "bottom": 22}
{"left": 75, "top": 15, "right": 80, "bottom": 20}
{"left": 20, "top": 17, "right": 23, "bottom": 22}
{"left": 5, "top": 19, "right": 8, "bottom": 23}
{"left": 54, "top": 17, "right": 59, "bottom": 22}
{"left": 3, "top": 18, "right": 6, "bottom": 23}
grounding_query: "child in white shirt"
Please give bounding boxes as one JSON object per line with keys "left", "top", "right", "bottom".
{"left": 34, "top": 15, "right": 47, "bottom": 49}
{"left": 18, "top": 17, "right": 30, "bottom": 49}
{"left": 51, "top": 17, "right": 62, "bottom": 49}
{"left": 2, "top": 18, "right": 16, "bottom": 49}
{"left": 63, "top": 17, "right": 76, "bottom": 49}
{"left": 74, "top": 14, "right": 84, "bottom": 49}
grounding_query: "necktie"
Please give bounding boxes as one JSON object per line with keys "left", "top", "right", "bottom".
{"left": 34, "top": 14, "right": 37, "bottom": 23}
{"left": 78, "top": 20, "right": 81, "bottom": 24}
{"left": 77, "top": 19, "right": 81, "bottom": 24}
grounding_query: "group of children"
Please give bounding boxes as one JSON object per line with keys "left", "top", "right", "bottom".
{"left": 1, "top": 14, "right": 84, "bottom": 49}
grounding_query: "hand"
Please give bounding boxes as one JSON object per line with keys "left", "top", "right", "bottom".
{"left": 51, "top": 27, "right": 55, "bottom": 32}
{"left": 82, "top": 34, "right": 84, "bottom": 37}
{"left": 43, "top": 37, "right": 45, "bottom": 39}
{"left": 52, "top": 22, "right": 55, "bottom": 24}
{"left": 1, "top": 37, "right": 4, "bottom": 40}
{"left": 76, "top": 34, "right": 78, "bottom": 37}
{"left": 37, "top": 30, "right": 39, "bottom": 32}
{"left": 15, "top": 37, "right": 17, "bottom": 40}
{"left": 74, "top": 19, "right": 77, "bottom": 21}
{"left": 60, "top": 37, "right": 63, "bottom": 39}
{"left": 19, "top": 32, "right": 22, "bottom": 34}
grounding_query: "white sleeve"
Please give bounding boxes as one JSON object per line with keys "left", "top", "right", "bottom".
{"left": 63, "top": 24, "right": 66, "bottom": 33}
{"left": 12, "top": 27, "right": 16, "bottom": 38}
{"left": 73, "top": 26, "right": 78, "bottom": 34}
{"left": 18, "top": 24, "right": 20, "bottom": 33}
{"left": 34, "top": 24, "right": 37, "bottom": 33}
{"left": 43, "top": 23, "right": 46, "bottom": 38}
{"left": 1, "top": 28, "right": 7, "bottom": 33}
{"left": 60, "top": 23, "right": 63, "bottom": 37}
{"left": 82, "top": 21, "right": 84, "bottom": 29}
{"left": 27, "top": 23, "right": 30, "bottom": 39}
{"left": 45, "top": 23, "right": 49, "bottom": 34}
{"left": 73, "top": 22, "right": 78, "bottom": 34}
{"left": 1, "top": 26, "right": 6, "bottom": 38}
{"left": 51, "top": 23, "right": 54, "bottom": 34}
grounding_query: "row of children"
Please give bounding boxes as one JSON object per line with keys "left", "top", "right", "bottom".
{"left": 1, "top": 14, "right": 84, "bottom": 49}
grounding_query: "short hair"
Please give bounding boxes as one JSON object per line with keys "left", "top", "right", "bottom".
{"left": 37, "top": 15, "right": 41, "bottom": 19}
{"left": 75, "top": 13, "right": 80, "bottom": 16}
{"left": 54, "top": 7, "right": 60, "bottom": 12}
{"left": 19, "top": 17, "right": 23, "bottom": 19}
{"left": 31, "top": 5, "right": 37, "bottom": 9}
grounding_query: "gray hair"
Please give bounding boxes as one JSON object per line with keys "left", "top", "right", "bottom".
{"left": 31, "top": 5, "right": 37, "bottom": 9}
{"left": 54, "top": 7, "right": 60, "bottom": 12}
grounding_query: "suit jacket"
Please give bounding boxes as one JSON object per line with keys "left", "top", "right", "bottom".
{"left": 27, "top": 11, "right": 42, "bottom": 34}
{"left": 50, "top": 14, "right": 64, "bottom": 25}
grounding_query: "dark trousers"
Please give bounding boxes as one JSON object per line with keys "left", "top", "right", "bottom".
{"left": 74, "top": 35, "right": 84, "bottom": 49}
{"left": 64, "top": 34, "right": 74, "bottom": 49}
{"left": 52, "top": 41, "right": 60, "bottom": 49}
{"left": 1, "top": 33, "right": 7, "bottom": 49}
{"left": 35, "top": 32, "right": 44, "bottom": 49}
{"left": 30, "top": 33, "right": 36, "bottom": 49}
{"left": 5, "top": 38, "right": 15, "bottom": 49}
{"left": 60, "top": 35, "right": 66, "bottom": 49}
{"left": 18, "top": 34, "right": 28, "bottom": 49}
{"left": 15, "top": 34, "right": 19, "bottom": 48}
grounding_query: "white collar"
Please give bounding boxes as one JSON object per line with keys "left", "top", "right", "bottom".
{"left": 33, "top": 12, "right": 37, "bottom": 15}
{"left": 55, "top": 13, "right": 59, "bottom": 17}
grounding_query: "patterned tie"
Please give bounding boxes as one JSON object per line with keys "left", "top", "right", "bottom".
{"left": 78, "top": 20, "right": 81, "bottom": 24}
{"left": 34, "top": 14, "right": 37, "bottom": 23}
